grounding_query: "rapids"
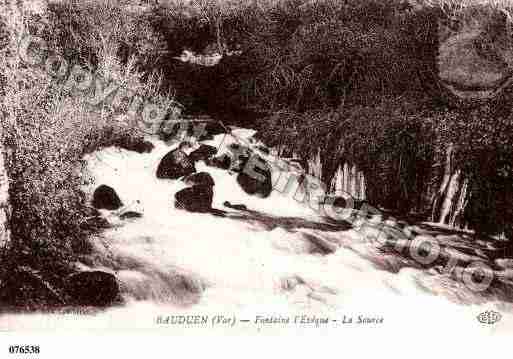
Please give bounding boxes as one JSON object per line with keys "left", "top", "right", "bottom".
{"left": 2, "top": 129, "right": 512, "bottom": 335}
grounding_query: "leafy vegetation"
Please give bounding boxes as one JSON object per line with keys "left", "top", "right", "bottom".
{"left": 0, "top": 0, "right": 173, "bottom": 307}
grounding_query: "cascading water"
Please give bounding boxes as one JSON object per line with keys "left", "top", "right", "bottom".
{"left": 2, "top": 129, "right": 512, "bottom": 334}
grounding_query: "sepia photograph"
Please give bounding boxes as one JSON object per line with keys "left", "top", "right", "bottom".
{"left": 0, "top": 0, "right": 512, "bottom": 354}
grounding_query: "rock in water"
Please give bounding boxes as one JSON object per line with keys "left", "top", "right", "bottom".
{"left": 124, "top": 140, "right": 154, "bottom": 154}
{"left": 0, "top": 266, "right": 65, "bottom": 308}
{"left": 92, "top": 185, "right": 123, "bottom": 210}
{"left": 175, "top": 185, "right": 214, "bottom": 213}
{"left": 207, "top": 154, "right": 232, "bottom": 170}
{"left": 207, "top": 143, "right": 255, "bottom": 172}
{"left": 156, "top": 147, "right": 196, "bottom": 180}
{"left": 236, "top": 155, "right": 273, "bottom": 198}
{"left": 183, "top": 172, "right": 215, "bottom": 187}
{"left": 189, "top": 144, "right": 218, "bottom": 162}
{"left": 223, "top": 201, "right": 248, "bottom": 211}
{"left": 65, "top": 271, "right": 119, "bottom": 307}
{"left": 119, "top": 211, "right": 143, "bottom": 220}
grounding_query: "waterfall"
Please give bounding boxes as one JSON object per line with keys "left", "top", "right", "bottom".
{"left": 439, "top": 170, "right": 461, "bottom": 225}
{"left": 329, "top": 163, "right": 366, "bottom": 200}
{"left": 449, "top": 177, "right": 468, "bottom": 227}
{"left": 307, "top": 148, "right": 322, "bottom": 179}
{"left": 0, "top": 141, "right": 10, "bottom": 250}
{"left": 429, "top": 145, "right": 471, "bottom": 227}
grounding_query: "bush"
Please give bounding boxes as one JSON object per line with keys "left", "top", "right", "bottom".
{"left": 0, "top": 0, "right": 176, "bottom": 302}
{"left": 47, "top": 0, "right": 168, "bottom": 72}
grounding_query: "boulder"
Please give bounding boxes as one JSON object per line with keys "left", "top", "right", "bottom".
{"left": 65, "top": 271, "right": 119, "bottom": 307}
{"left": 183, "top": 172, "right": 215, "bottom": 187}
{"left": 175, "top": 185, "right": 214, "bottom": 212}
{"left": 236, "top": 155, "right": 273, "bottom": 198}
{"left": 92, "top": 185, "right": 123, "bottom": 210}
{"left": 156, "top": 147, "right": 196, "bottom": 180}
{"left": 189, "top": 144, "right": 218, "bottom": 162}
{"left": 0, "top": 266, "right": 65, "bottom": 308}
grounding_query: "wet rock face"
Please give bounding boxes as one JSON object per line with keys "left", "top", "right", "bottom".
{"left": 92, "top": 185, "right": 123, "bottom": 210}
{"left": 174, "top": 185, "right": 214, "bottom": 213}
{"left": 65, "top": 271, "right": 119, "bottom": 307}
{"left": 156, "top": 148, "right": 196, "bottom": 180}
{"left": 437, "top": 8, "right": 513, "bottom": 100}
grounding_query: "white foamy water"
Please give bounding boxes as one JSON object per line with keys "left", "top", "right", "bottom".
{"left": 2, "top": 130, "right": 513, "bottom": 335}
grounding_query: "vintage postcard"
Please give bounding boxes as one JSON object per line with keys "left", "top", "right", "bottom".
{"left": 0, "top": 0, "right": 512, "bottom": 355}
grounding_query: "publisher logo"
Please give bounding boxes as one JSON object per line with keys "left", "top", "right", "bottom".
{"left": 477, "top": 310, "right": 502, "bottom": 325}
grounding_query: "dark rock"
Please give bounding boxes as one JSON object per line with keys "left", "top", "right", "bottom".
{"left": 0, "top": 266, "right": 65, "bottom": 308}
{"left": 189, "top": 144, "right": 218, "bottom": 162}
{"left": 156, "top": 147, "right": 196, "bottom": 180}
{"left": 236, "top": 155, "right": 273, "bottom": 198}
{"left": 130, "top": 141, "right": 154, "bottom": 154}
{"left": 207, "top": 154, "right": 232, "bottom": 170}
{"left": 115, "top": 139, "right": 154, "bottom": 154}
{"left": 175, "top": 185, "right": 214, "bottom": 212}
{"left": 183, "top": 172, "right": 215, "bottom": 187}
{"left": 65, "top": 271, "right": 119, "bottom": 307}
{"left": 223, "top": 201, "right": 248, "bottom": 211}
{"left": 119, "top": 211, "right": 143, "bottom": 220}
{"left": 92, "top": 185, "right": 123, "bottom": 210}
